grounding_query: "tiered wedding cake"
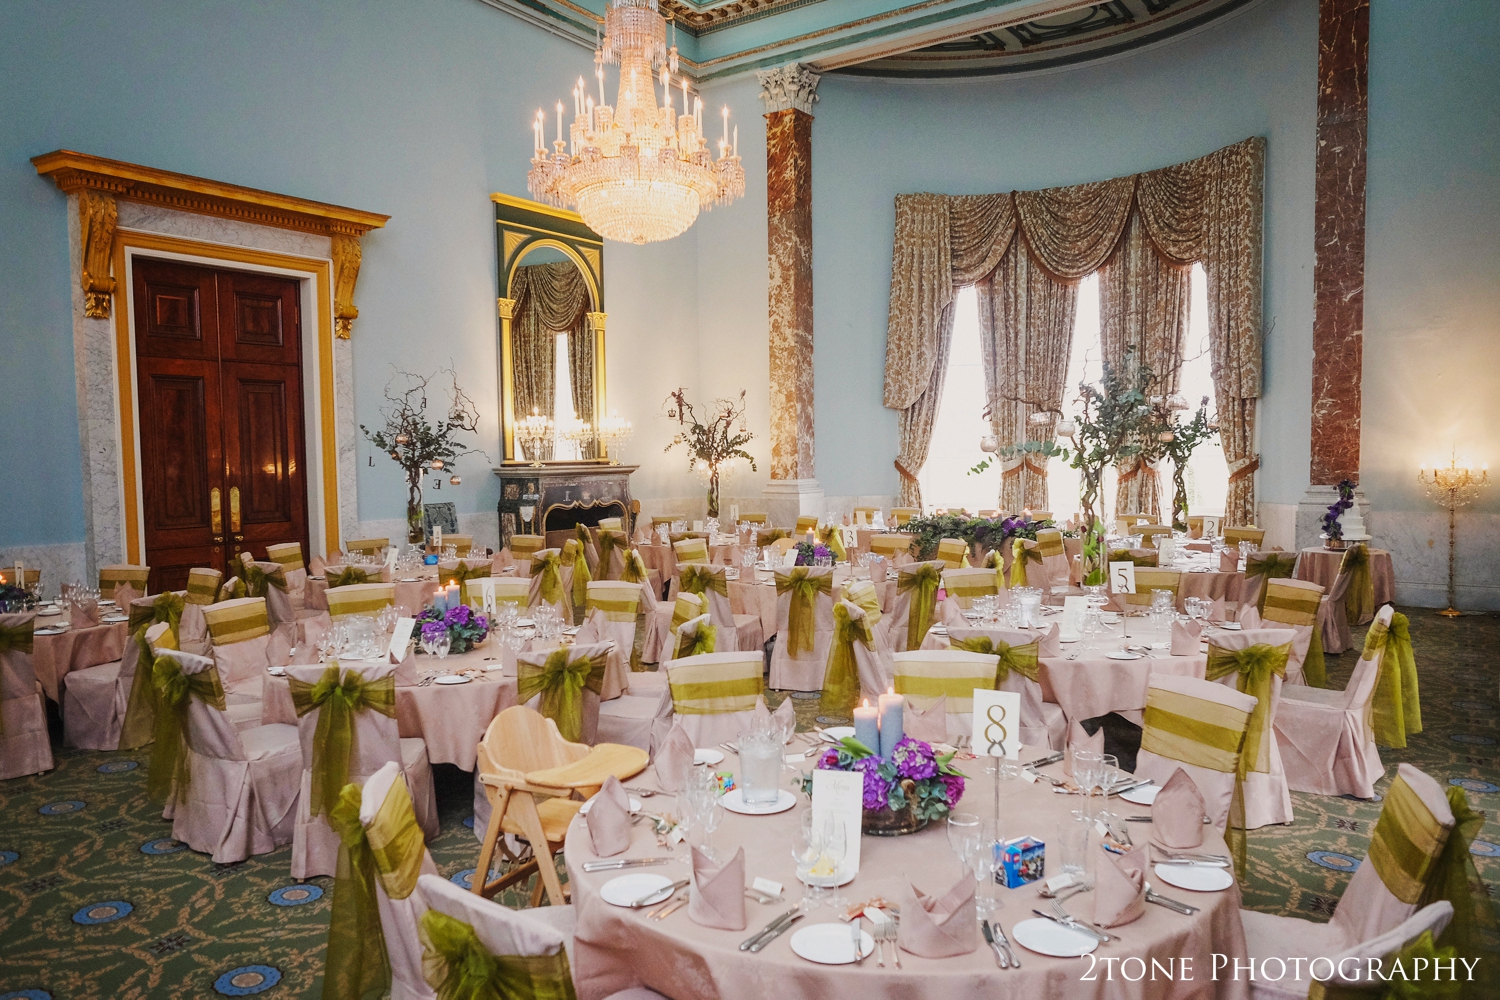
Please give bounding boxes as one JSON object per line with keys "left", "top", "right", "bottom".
{"left": 1340, "top": 499, "right": 1370, "bottom": 541}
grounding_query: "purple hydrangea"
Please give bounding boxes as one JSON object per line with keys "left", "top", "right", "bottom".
{"left": 420, "top": 621, "right": 445, "bottom": 643}
{"left": 813, "top": 544, "right": 832, "bottom": 560}
{"left": 472, "top": 613, "right": 489, "bottom": 633}
{"left": 941, "top": 773, "right": 966, "bottom": 807}
{"left": 444, "top": 603, "right": 472, "bottom": 627}
{"left": 852, "top": 756, "right": 889, "bottom": 810}
{"left": 890, "top": 736, "right": 938, "bottom": 780}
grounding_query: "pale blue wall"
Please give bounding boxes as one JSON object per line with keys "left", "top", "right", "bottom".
{"left": 0, "top": 0, "right": 704, "bottom": 551}
{"left": 809, "top": 0, "right": 1318, "bottom": 506}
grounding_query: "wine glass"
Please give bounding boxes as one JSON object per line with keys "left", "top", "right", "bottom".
{"left": 820, "top": 815, "right": 850, "bottom": 910}
{"left": 790, "top": 810, "right": 825, "bottom": 910}
{"left": 434, "top": 631, "right": 452, "bottom": 663}
{"left": 1096, "top": 754, "right": 1122, "bottom": 822}
{"left": 968, "top": 818, "right": 1004, "bottom": 915}
{"left": 698, "top": 790, "right": 724, "bottom": 862}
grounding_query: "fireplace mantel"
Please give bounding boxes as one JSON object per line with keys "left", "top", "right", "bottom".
{"left": 494, "top": 463, "right": 637, "bottom": 547}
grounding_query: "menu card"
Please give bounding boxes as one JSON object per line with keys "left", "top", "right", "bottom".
{"left": 388, "top": 617, "right": 416, "bottom": 662}
{"left": 811, "top": 770, "right": 864, "bottom": 876}
{"left": 1061, "top": 596, "right": 1088, "bottom": 639}
{"left": 972, "top": 689, "right": 1022, "bottom": 760}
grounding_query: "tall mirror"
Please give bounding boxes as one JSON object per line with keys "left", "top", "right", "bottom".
{"left": 493, "top": 193, "right": 607, "bottom": 464}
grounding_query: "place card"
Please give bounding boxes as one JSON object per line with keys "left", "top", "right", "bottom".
{"left": 782, "top": 548, "right": 799, "bottom": 568}
{"left": 1109, "top": 561, "right": 1137, "bottom": 595}
{"left": 473, "top": 578, "right": 497, "bottom": 613}
{"left": 388, "top": 617, "right": 416, "bottom": 662}
{"left": 1061, "top": 596, "right": 1089, "bottom": 638}
{"left": 751, "top": 876, "right": 783, "bottom": 898}
{"left": 811, "top": 770, "right": 864, "bottom": 875}
{"left": 972, "top": 689, "right": 1022, "bottom": 760}
{"left": 692, "top": 520, "right": 704, "bottom": 532}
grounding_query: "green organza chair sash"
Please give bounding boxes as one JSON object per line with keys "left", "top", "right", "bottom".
{"left": 1244, "top": 552, "right": 1298, "bottom": 613}
{"left": 678, "top": 564, "right": 728, "bottom": 598}
{"left": 1305, "top": 930, "right": 1459, "bottom": 1000}
{"left": 289, "top": 664, "right": 398, "bottom": 818}
{"left": 1340, "top": 544, "right": 1376, "bottom": 626}
{"left": 620, "top": 551, "right": 649, "bottom": 585}
{"left": 1369, "top": 613, "right": 1422, "bottom": 749}
{"left": 674, "top": 621, "right": 717, "bottom": 659}
{"left": 561, "top": 541, "right": 591, "bottom": 616}
{"left": 515, "top": 648, "right": 607, "bottom": 743}
{"left": 147, "top": 655, "right": 227, "bottom": 804}
{"left": 596, "top": 529, "right": 626, "bottom": 580}
{"left": 777, "top": 568, "right": 833, "bottom": 656}
{"left": 419, "top": 909, "right": 577, "bottom": 1000}
{"left": 234, "top": 560, "right": 287, "bottom": 598}
{"left": 0, "top": 619, "right": 35, "bottom": 654}
{"left": 755, "top": 528, "right": 789, "bottom": 548}
{"left": 1010, "top": 539, "right": 1042, "bottom": 588}
{"left": 531, "top": 553, "right": 564, "bottom": 606}
{"left": 952, "top": 636, "right": 1040, "bottom": 687}
{"left": 896, "top": 563, "right": 941, "bottom": 651}
{"left": 1204, "top": 641, "right": 1291, "bottom": 777}
{"left": 1369, "top": 774, "right": 1449, "bottom": 905}
{"left": 327, "top": 566, "right": 370, "bottom": 589}
{"left": 324, "top": 783, "right": 392, "bottom": 1000}
{"left": 820, "top": 603, "right": 874, "bottom": 717}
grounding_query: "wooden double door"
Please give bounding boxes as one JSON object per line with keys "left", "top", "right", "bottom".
{"left": 134, "top": 258, "right": 309, "bottom": 594}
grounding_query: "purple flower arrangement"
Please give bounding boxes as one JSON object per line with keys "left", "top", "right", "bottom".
{"left": 415, "top": 601, "right": 490, "bottom": 654}
{"left": 793, "top": 542, "right": 833, "bottom": 566}
{"left": 802, "top": 734, "right": 966, "bottom": 820}
{"left": 1321, "top": 479, "right": 1357, "bottom": 540}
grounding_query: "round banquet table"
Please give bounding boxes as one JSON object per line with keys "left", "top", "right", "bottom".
{"left": 1293, "top": 547, "right": 1394, "bottom": 620}
{"left": 33, "top": 617, "right": 129, "bottom": 702}
{"left": 563, "top": 742, "right": 1250, "bottom": 1000}
{"left": 304, "top": 574, "right": 441, "bottom": 616}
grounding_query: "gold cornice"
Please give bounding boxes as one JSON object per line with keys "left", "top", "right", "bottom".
{"left": 490, "top": 191, "right": 585, "bottom": 226}
{"left": 32, "top": 150, "right": 389, "bottom": 238}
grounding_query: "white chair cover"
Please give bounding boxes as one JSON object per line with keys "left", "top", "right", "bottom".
{"left": 1319, "top": 562, "right": 1356, "bottom": 654}
{"left": 768, "top": 566, "right": 835, "bottom": 691}
{"left": 528, "top": 549, "right": 571, "bottom": 620}
{"left": 156, "top": 648, "right": 300, "bottom": 863}
{"left": 892, "top": 649, "right": 999, "bottom": 744}
{"left": 1274, "top": 605, "right": 1390, "bottom": 799}
{"left": 576, "top": 582, "right": 640, "bottom": 701}
{"left": 287, "top": 660, "right": 438, "bottom": 879}
{"left": 838, "top": 600, "right": 896, "bottom": 704}
{"left": 0, "top": 613, "right": 52, "bottom": 779}
{"left": 663, "top": 651, "right": 766, "bottom": 748}
{"left": 946, "top": 626, "right": 1066, "bottom": 751}
{"left": 517, "top": 642, "right": 615, "bottom": 745}
{"left": 647, "top": 593, "right": 702, "bottom": 670}
{"left": 1258, "top": 577, "right": 1323, "bottom": 685}
{"left": 201, "top": 597, "right": 272, "bottom": 728}
{"left": 64, "top": 593, "right": 194, "bottom": 751}
{"left": 362, "top": 762, "right": 440, "bottom": 1000}
{"left": 1208, "top": 627, "right": 1296, "bottom": 828}
{"left": 1133, "top": 672, "right": 1257, "bottom": 829}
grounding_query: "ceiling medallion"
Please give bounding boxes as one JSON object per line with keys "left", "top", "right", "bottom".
{"left": 527, "top": 0, "right": 745, "bottom": 244}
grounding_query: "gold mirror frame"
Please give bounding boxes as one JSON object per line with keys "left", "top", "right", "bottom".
{"left": 492, "top": 192, "right": 608, "bottom": 463}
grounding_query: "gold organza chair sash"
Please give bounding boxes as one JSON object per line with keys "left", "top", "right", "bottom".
{"left": 530, "top": 552, "right": 564, "bottom": 606}
{"left": 516, "top": 648, "right": 607, "bottom": 743}
{"left": 596, "top": 529, "right": 627, "bottom": 577}
{"left": 869, "top": 534, "right": 912, "bottom": 557}
{"left": 1244, "top": 551, "right": 1298, "bottom": 613}
{"left": 795, "top": 516, "right": 818, "bottom": 534}
{"left": 814, "top": 525, "right": 848, "bottom": 562}
{"left": 1262, "top": 581, "right": 1328, "bottom": 687}
{"left": 1139, "top": 686, "right": 1250, "bottom": 775}
{"left": 674, "top": 618, "right": 717, "bottom": 658}
{"left": 1108, "top": 548, "right": 1159, "bottom": 567}
{"left": 942, "top": 569, "right": 998, "bottom": 605}
{"left": 843, "top": 579, "right": 883, "bottom": 627}
{"left": 892, "top": 654, "right": 998, "bottom": 713}
{"left": 951, "top": 636, "right": 1040, "bottom": 686}
{"left": 1126, "top": 570, "right": 1181, "bottom": 606}
{"left": 1036, "top": 530, "right": 1066, "bottom": 560}
{"left": 202, "top": 598, "right": 271, "bottom": 644}
{"left": 777, "top": 568, "right": 833, "bottom": 656}
{"left": 670, "top": 593, "right": 702, "bottom": 632}
{"left": 678, "top": 564, "right": 728, "bottom": 598}
{"left": 326, "top": 584, "right": 396, "bottom": 620}
{"left": 560, "top": 540, "right": 590, "bottom": 611}
{"left": 419, "top": 909, "right": 576, "bottom": 1000}
{"left": 185, "top": 568, "right": 223, "bottom": 605}
{"left": 1368, "top": 613, "right": 1422, "bottom": 749}
{"left": 0, "top": 619, "right": 35, "bottom": 654}
{"left": 756, "top": 528, "right": 789, "bottom": 548}
{"left": 266, "top": 542, "right": 305, "bottom": 573}
{"left": 326, "top": 566, "right": 371, "bottom": 589}
{"left": 821, "top": 602, "right": 873, "bottom": 717}
{"left": 1339, "top": 544, "right": 1376, "bottom": 626}
{"left": 147, "top": 654, "right": 227, "bottom": 804}
{"left": 668, "top": 656, "right": 762, "bottom": 715}
{"left": 1009, "top": 539, "right": 1041, "bottom": 588}
{"left": 1368, "top": 774, "right": 1449, "bottom": 905}
{"left": 672, "top": 538, "right": 710, "bottom": 564}
{"left": 99, "top": 564, "right": 150, "bottom": 598}
{"left": 896, "top": 563, "right": 941, "bottom": 650}
{"left": 289, "top": 663, "right": 398, "bottom": 818}
{"left": 1204, "top": 641, "right": 1291, "bottom": 776}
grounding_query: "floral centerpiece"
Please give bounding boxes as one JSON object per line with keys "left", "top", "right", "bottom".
{"left": 899, "top": 513, "right": 1057, "bottom": 562}
{"left": 801, "top": 736, "right": 966, "bottom": 836}
{"left": 0, "top": 583, "right": 33, "bottom": 611}
{"left": 793, "top": 542, "right": 833, "bottom": 566}
{"left": 415, "top": 602, "right": 489, "bottom": 655}
{"left": 1321, "top": 479, "right": 1357, "bottom": 549}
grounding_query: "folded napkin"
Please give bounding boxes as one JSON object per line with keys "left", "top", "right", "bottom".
{"left": 1219, "top": 549, "right": 1239, "bottom": 573}
{"left": 868, "top": 556, "right": 888, "bottom": 583}
{"left": 1153, "top": 767, "right": 1207, "bottom": 849}
{"left": 1062, "top": 721, "right": 1104, "bottom": 778}
{"left": 896, "top": 876, "right": 977, "bottom": 957}
{"left": 71, "top": 597, "right": 102, "bottom": 628}
{"left": 654, "top": 720, "right": 695, "bottom": 793}
{"left": 308, "top": 554, "right": 327, "bottom": 577}
{"left": 1039, "top": 622, "right": 1061, "bottom": 657}
{"left": 1170, "top": 619, "right": 1203, "bottom": 656}
{"left": 1093, "top": 846, "right": 1148, "bottom": 927}
{"left": 267, "top": 625, "right": 296, "bottom": 667}
{"left": 687, "top": 846, "right": 746, "bottom": 930}
{"left": 113, "top": 583, "right": 142, "bottom": 608}
{"left": 1208, "top": 596, "right": 1228, "bottom": 623}
{"left": 903, "top": 694, "right": 949, "bottom": 743}
{"left": 773, "top": 696, "right": 796, "bottom": 742}
{"left": 1238, "top": 607, "right": 1263, "bottom": 629}
{"left": 585, "top": 776, "right": 633, "bottom": 858}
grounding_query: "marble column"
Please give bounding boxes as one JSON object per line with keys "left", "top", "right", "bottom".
{"left": 758, "top": 64, "right": 824, "bottom": 526}
{"left": 1298, "top": 0, "right": 1371, "bottom": 547}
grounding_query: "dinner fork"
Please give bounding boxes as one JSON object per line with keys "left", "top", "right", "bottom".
{"left": 885, "top": 921, "right": 901, "bottom": 968}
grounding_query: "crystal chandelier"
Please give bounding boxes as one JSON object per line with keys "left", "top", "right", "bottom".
{"left": 527, "top": 0, "right": 744, "bottom": 245}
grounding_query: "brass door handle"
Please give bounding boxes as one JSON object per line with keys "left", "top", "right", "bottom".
{"left": 213, "top": 536, "right": 224, "bottom": 545}
{"left": 211, "top": 488, "right": 223, "bottom": 534}
{"left": 229, "top": 486, "right": 241, "bottom": 533}
{"left": 233, "top": 535, "right": 244, "bottom": 542}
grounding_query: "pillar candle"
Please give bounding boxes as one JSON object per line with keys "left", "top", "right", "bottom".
{"left": 853, "top": 700, "right": 879, "bottom": 754}
{"left": 445, "top": 583, "right": 460, "bottom": 611}
{"left": 878, "top": 689, "right": 904, "bottom": 758}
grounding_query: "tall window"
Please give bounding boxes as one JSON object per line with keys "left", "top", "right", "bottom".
{"left": 553, "top": 332, "right": 579, "bottom": 461}
{"left": 916, "top": 287, "right": 1000, "bottom": 510}
{"left": 1166, "top": 265, "right": 1227, "bottom": 517}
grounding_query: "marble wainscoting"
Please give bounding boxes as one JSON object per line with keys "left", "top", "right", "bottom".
{"left": 1368, "top": 510, "right": 1500, "bottom": 611}
{"left": 0, "top": 542, "right": 89, "bottom": 594}
{"left": 1257, "top": 502, "right": 1298, "bottom": 551}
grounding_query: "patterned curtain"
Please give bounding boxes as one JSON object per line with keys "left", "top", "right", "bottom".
{"left": 884, "top": 137, "right": 1265, "bottom": 524}
{"left": 1098, "top": 213, "right": 1192, "bottom": 518}
{"left": 568, "top": 324, "right": 596, "bottom": 458}
{"left": 512, "top": 261, "right": 592, "bottom": 463}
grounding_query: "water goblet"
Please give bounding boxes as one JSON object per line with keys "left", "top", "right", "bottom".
{"left": 820, "top": 816, "right": 850, "bottom": 910}
{"left": 791, "top": 810, "right": 826, "bottom": 909}
{"left": 946, "top": 811, "right": 981, "bottom": 863}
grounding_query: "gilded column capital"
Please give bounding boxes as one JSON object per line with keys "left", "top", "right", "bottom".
{"left": 331, "top": 234, "right": 362, "bottom": 339}
{"left": 497, "top": 297, "right": 517, "bottom": 320}
{"left": 757, "top": 63, "right": 820, "bottom": 115}
{"left": 78, "top": 189, "right": 117, "bottom": 319}
{"left": 585, "top": 311, "right": 607, "bottom": 334}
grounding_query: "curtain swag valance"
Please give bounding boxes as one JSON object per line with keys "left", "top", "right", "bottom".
{"left": 884, "top": 137, "right": 1264, "bottom": 522}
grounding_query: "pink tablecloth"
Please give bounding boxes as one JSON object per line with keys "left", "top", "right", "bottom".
{"left": 306, "top": 575, "right": 441, "bottom": 616}
{"left": 33, "top": 620, "right": 128, "bottom": 702}
{"left": 729, "top": 577, "right": 894, "bottom": 640}
{"left": 1173, "top": 568, "right": 1246, "bottom": 605}
{"left": 563, "top": 741, "right": 1249, "bottom": 1000}
{"left": 1294, "top": 547, "right": 1395, "bottom": 614}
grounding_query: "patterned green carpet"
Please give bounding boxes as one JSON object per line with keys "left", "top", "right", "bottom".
{"left": 1, "top": 608, "right": 1496, "bottom": 998}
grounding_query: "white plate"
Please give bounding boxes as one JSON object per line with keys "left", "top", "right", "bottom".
{"left": 1106, "top": 650, "right": 1143, "bottom": 660}
{"left": 694, "top": 748, "right": 724, "bottom": 766}
{"left": 1119, "top": 784, "right": 1160, "bottom": 805}
{"left": 599, "top": 873, "right": 675, "bottom": 908}
{"left": 1011, "top": 917, "right": 1099, "bottom": 957}
{"left": 721, "top": 788, "right": 796, "bottom": 815}
{"left": 1153, "top": 862, "right": 1234, "bottom": 892}
{"left": 267, "top": 666, "right": 288, "bottom": 677}
{"left": 399, "top": 577, "right": 419, "bottom": 583}
{"left": 1212, "top": 621, "right": 1242, "bottom": 630}
{"left": 37, "top": 608, "right": 61, "bottom": 616}
{"left": 434, "top": 674, "right": 473, "bottom": 685}
{"left": 101, "top": 615, "right": 130, "bottom": 623}
{"left": 796, "top": 862, "right": 857, "bottom": 889}
{"left": 99, "top": 600, "right": 118, "bottom": 606}
{"left": 579, "top": 796, "right": 642, "bottom": 815}
{"left": 35, "top": 626, "right": 68, "bottom": 635}
{"left": 514, "top": 618, "right": 536, "bottom": 628}
{"left": 1059, "top": 634, "right": 1080, "bottom": 643}
{"left": 788, "top": 922, "right": 874, "bottom": 965}
{"left": 820, "top": 727, "right": 855, "bottom": 743}
{"left": 1100, "top": 613, "right": 1121, "bottom": 624}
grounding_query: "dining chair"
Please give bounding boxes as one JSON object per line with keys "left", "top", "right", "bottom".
{"left": 506, "top": 534, "right": 546, "bottom": 578}
{"left": 1258, "top": 577, "right": 1324, "bottom": 685}
{"left": 1206, "top": 627, "right": 1296, "bottom": 828}
{"left": 1035, "top": 528, "right": 1077, "bottom": 595}
{"left": 892, "top": 648, "right": 999, "bottom": 744}
{"left": 184, "top": 567, "right": 223, "bottom": 607}
{"left": 1274, "top": 605, "right": 1390, "bottom": 799}
{"left": 887, "top": 560, "right": 944, "bottom": 653}
{"left": 1222, "top": 526, "right": 1266, "bottom": 549}
{"left": 150, "top": 646, "right": 301, "bottom": 863}
{"left": 98, "top": 564, "right": 151, "bottom": 601}
{"left": 472, "top": 706, "right": 649, "bottom": 907}
{"left": 663, "top": 650, "right": 766, "bottom": 747}
{"left": 677, "top": 564, "right": 761, "bottom": 654}
{"left": 325, "top": 583, "right": 397, "bottom": 620}
{"left": 595, "top": 528, "right": 629, "bottom": 581}
{"left": 769, "top": 566, "right": 835, "bottom": 690}
{"left": 529, "top": 549, "right": 571, "bottom": 620}
{"left": 200, "top": 596, "right": 276, "bottom": 726}
{"left": 265, "top": 542, "right": 309, "bottom": 612}
{"left": 1133, "top": 672, "right": 1256, "bottom": 829}
{"left": 62, "top": 591, "right": 189, "bottom": 751}
{"left": 935, "top": 537, "right": 968, "bottom": 569}
{"left": 0, "top": 612, "right": 51, "bottom": 779}
{"left": 1122, "top": 568, "right": 1183, "bottom": 612}
{"left": 869, "top": 534, "right": 914, "bottom": 564}
{"left": 889, "top": 507, "right": 920, "bottom": 527}
{"left": 645, "top": 591, "right": 702, "bottom": 667}
{"left": 286, "top": 660, "right": 437, "bottom": 879}
{"left": 946, "top": 626, "right": 1067, "bottom": 751}
{"left": 345, "top": 537, "right": 389, "bottom": 555}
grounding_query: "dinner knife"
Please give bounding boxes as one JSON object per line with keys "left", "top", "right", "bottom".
{"left": 991, "top": 918, "right": 1020, "bottom": 968}
{"left": 630, "top": 879, "right": 689, "bottom": 907}
{"left": 980, "top": 920, "right": 1008, "bottom": 968}
{"left": 1033, "top": 909, "right": 1111, "bottom": 943}
{"left": 1145, "top": 888, "right": 1199, "bottom": 915}
{"left": 748, "top": 912, "right": 804, "bottom": 952}
{"left": 739, "top": 909, "right": 798, "bottom": 951}
{"left": 582, "top": 857, "right": 671, "bottom": 872}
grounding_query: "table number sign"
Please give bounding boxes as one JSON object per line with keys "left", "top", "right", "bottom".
{"left": 972, "top": 689, "right": 1021, "bottom": 760}
{"left": 841, "top": 525, "right": 858, "bottom": 552}
{"left": 473, "top": 578, "right": 498, "bottom": 613}
{"left": 1109, "top": 561, "right": 1137, "bottom": 595}
{"left": 729, "top": 504, "right": 739, "bottom": 523}
{"left": 388, "top": 617, "right": 416, "bottom": 662}
{"left": 811, "top": 770, "right": 864, "bottom": 875}
{"left": 1201, "top": 516, "right": 1220, "bottom": 538}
